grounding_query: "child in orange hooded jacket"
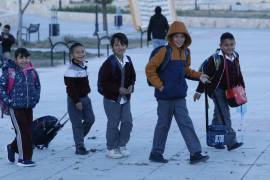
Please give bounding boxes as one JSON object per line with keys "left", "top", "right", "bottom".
{"left": 146, "top": 21, "right": 210, "bottom": 164}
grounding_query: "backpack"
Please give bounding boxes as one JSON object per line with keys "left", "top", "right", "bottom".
{"left": 32, "top": 115, "right": 69, "bottom": 149}
{"left": 147, "top": 45, "right": 189, "bottom": 86}
{"left": 0, "top": 67, "right": 37, "bottom": 117}
{"left": 198, "top": 51, "right": 221, "bottom": 74}
{"left": 198, "top": 49, "right": 239, "bottom": 75}
{"left": 0, "top": 68, "right": 16, "bottom": 116}
{"left": 97, "top": 55, "right": 132, "bottom": 95}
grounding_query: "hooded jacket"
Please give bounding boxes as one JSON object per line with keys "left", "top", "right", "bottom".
{"left": 0, "top": 59, "right": 40, "bottom": 108}
{"left": 146, "top": 21, "right": 201, "bottom": 99}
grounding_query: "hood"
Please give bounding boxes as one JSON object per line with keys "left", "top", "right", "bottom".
{"left": 167, "top": 21, "right": 192, "bottom": 48}
{"left": 155, "top": 6, "right": 162, "bottom": 15}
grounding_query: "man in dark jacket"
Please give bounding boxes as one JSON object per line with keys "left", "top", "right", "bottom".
{"left": 1, "top": 24, "right": 16, "bottom": 58}
{"left": 147, "top": 6, "right": 169, "bottom": 49}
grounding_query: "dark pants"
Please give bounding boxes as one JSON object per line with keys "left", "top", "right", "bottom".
{"left": 9, "top": 108, "right": 33, "bottom": 161}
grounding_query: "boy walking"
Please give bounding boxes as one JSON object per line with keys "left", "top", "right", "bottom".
{"left": 194, "top": 32, "right": 245, "bottom": 151}
{"left": 146, "top": 21, "right": 210, "bottom": 164}
{"left": 64, "top": 43, "right": 95, "bottom": 155}
{"left": 98, "top": 33, "right": 136, "bottom": 159}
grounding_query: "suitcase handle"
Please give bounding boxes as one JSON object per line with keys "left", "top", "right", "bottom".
{"left": 205, "top": 85, "right": 226, "bottom": 133}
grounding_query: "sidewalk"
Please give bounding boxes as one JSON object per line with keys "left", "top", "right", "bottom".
{"left": 0, "top": 27, "right": 269, "bottom": 180}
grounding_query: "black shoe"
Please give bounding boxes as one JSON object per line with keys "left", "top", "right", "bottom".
{"left": 149, "top": 152, "right": 168, "bottom": 163}
{"left": 214, "top": 144, "right": 225, "bottom": 149}
{"left": 17, "top": 159, "right": 35, "bottom": 167}
{"left": 7, "top": 145, "right": 15, "bottom": 163}
{"left": 75, "top": 146, "right": 89, "bottom": 155}
{"left": 190, "top": 152, "right": 209, "bottom": 164}
{"left": 227, "top": 142, "right": 243, "bottom": 151}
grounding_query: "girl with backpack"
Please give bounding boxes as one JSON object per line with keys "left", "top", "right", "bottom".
{"left": 0, "top": 48, "right": 40, "bottom": 167}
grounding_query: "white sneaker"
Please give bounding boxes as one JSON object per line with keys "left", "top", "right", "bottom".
{"left": 106, "top": 149, "right": 123, "bottom": 159}
{"left": 119, "top": 146, "right": 130, "bottom": 157}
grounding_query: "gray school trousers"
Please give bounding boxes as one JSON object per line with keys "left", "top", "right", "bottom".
{"left": 211, "top": 88, "right": 237, "bottom": 146}
{"left": 151, "top": 98, "right": 202, "bottom": 156}
{"left": 68, "top": 96, "right": 95, "bottom": 146}
{"left": 103, "top": 98, "right": 133, "bottom": 150}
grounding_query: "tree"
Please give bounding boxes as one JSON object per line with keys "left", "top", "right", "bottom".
{"left": 96, "top": 0, "right": 113, "bottom": 32}
{"left": 17, "top": 0, "right": 32, "bottom": 47}
{"left": 195, "top": 0, "right": 199, "bottom": 10}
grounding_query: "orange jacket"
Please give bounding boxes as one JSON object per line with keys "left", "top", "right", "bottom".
{"left": 146, "top": 21, "right": 201, "bottom": 89}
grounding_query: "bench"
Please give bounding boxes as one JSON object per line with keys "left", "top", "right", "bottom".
{"left": 48, "top": 37, "right": 77, "bottom": 66}
{"left": 96, "top": 31, "right": 110, "bottom": 57}
{"left": 21, "top": 24, "right": 40, "bottom": 42}
{"left": 139, "top": 26, "right": 148, "bottom": 48}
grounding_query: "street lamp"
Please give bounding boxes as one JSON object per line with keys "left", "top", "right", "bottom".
{"left": 93, "top": 0, "right": 99, "bottom": 36}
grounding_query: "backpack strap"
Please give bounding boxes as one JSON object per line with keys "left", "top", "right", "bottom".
{"left": 184, "top": 48, "right": 189, "bottom": 65}
{"left": 159, "top": 45, "right": 172, "bottom": 72}
{"left": 32, "top": 70, "right": 38, "bottom": 81}
{"left": 7, "top": 68, "right": 15, "bottom": 94}
{"left": 213, "top": 51, "right": 221, "bottom": 71}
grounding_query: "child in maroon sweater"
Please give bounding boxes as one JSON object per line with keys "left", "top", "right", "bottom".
{"left": 194, "top": 32, "right": 245, "bottom": 151}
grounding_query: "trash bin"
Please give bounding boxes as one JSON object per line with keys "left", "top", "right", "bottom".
{"left": 114, "top": 15, "right": 123, "bottom": 28}
{"left": 49, "top": 24, "right": 60, "bottom": 36}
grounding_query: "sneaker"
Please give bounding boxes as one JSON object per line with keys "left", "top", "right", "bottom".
{"left": 227, "top": 142, "right": 243, "bottom": 151}
{"left": 7, "top": 145, "right": 15, "bottom": 163}
{"left": 190, "top": 152, "right": 209, "bottom": 164}
{"left": 106, "top": 149, "right": 123, "bottom": 159}
{"left": 119, "top": 146, "right": 130, "bottom": 157}
{"left": 17, "top": 159, "right": 35, "bottom": 167}
{"left": 149, "top": 152, "right": 168, "bottom": 163}
{"left": 214, "top": 144, "right": 225, "bottom": 149}
{"left": 75, "top": 146, "right": 90, "bottom": 155}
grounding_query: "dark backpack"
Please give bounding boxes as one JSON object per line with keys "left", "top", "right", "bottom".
{"left": 198, "top": 51, "right": 221, "bottom": 74}
{"left": 32, "top": 115, "right": 69, "bottom": 149}
{"left": 97, "top": 55, "right": 132, "bottom": 95}
{"left": 147, "top": 45, "right": 189, "bottom": 86}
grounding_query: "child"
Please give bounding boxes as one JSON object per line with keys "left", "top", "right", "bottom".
{"left": 64, "top": 42, "right": 95, "bottom": 155}
{"left": 98, "top": 33, "right": 136, "bottom": 159}
{"left": 194, "top": 32, "right": 245, "bottom": 151}
{"left": 0, "top": 48, "right": 40, "bottom": 167}
{"left": 146, "top": 21, "right": 209, "bottom": 164}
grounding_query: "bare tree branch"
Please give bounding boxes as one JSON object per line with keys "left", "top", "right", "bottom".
{"left": 22, "top": 0, "right": 32, "bottom": 13}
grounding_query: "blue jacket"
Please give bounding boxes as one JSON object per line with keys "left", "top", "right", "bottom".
{"left": 0, "top": 59, "right": 41, "bottom": 108}
{"left": 154, "top": 56, "right": 188, "bottom": 100}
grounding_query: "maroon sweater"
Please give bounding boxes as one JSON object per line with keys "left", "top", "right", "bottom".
{"left": 64, "top": 61, "right": 91, "bottom": 104}
{"left": 98, "top": 55, "right": 136, "bottom": 102}
{"left": 196, "top": 52, "right": 245, "bottom": 95}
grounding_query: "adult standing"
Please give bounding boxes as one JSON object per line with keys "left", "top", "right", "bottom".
{"left": 147, "top": 6, "right": 169, "bottom": 49}
{"left": 1, "top": 24, "right": 16, "bottom": 59}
